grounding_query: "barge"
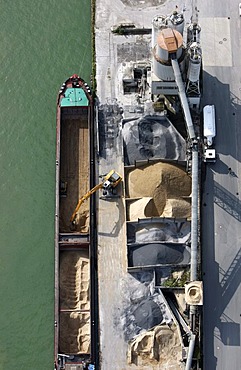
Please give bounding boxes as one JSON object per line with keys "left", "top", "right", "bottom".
{"left": 54, "top": 75, "right": 95, "bottom": 370}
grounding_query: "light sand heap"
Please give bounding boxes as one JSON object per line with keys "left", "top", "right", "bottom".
{"left": 59, "top": 312, "right": 90, "bottom": 354}
{"left": 75, "top": 205, "right": 89, "bottom": 233}
{"left": 129, "top": 197, "right": 153, "bottom": 220}
{"left": 59, "top": 251, "right": 90, "bottom": 354}
{"left": 127, "top": 162, "right": 191, "bottom": 220}
{"left": 162, "top": 198, "right": 191, "bottom": 219}
{"left": 128, "top": 324, "right": 183, "bottom": 368}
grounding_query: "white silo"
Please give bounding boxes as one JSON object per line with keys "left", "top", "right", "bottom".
{"left": 169, "top": 11, "right": 184, "bottom": 35}
{"left": 187, "top": 23, "right": 201, "bottom": 44}
{"left": 186, "top": 42, "right": 202, "bottom": 105}
{"left": 187, "top": 43, "right": 202, "bottom": 83}
{"left": 153, "top": 27, "right": 183, "bottom": 81}
{"left": 151, "top": 15, "right": 167, "bottom": 48}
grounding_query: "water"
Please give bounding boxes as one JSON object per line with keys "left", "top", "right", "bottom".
{"left": 0, "top": 1, "right": 91, "bottom": 368}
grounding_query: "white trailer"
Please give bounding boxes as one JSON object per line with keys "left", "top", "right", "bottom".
{"left": 203, "top": 105, "right": 216, "bottom": 162}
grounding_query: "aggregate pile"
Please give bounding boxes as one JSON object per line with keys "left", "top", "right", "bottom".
{"left": 60, "top": 117, "right": 90, "bottom": 233}
{"left": 128, "top": 324, "right": 182, "bottom": 368}
{"left": 130, "top": 242, "right": 191, "bottom": 267}
{"left": 59, "top": 251, "right": 90, "bottom": 354}
{"left": 123, "top": 116, "right": 186, "bottom": 165}
{"left": 116, "top": 274, "right": 183, "bottom": 369}
{"left": 127, "top": 162, "right": 191, "bottom": 220}
{"left": 117, "top": 274, "right": 173, "bottom": 341}
{"left": 134, "top": 221, "right": 191, "bottom": 244}
{"left": 162, "top": 198, "right": 191, "bottom": 219}
{"left": 75, "top": 202, "right": 89, "bottom": 233}
{"left": 128, "top": 197, "right": 153, "bottom": 220}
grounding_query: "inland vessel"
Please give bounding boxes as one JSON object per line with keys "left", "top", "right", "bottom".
{"left": 54, "top": 74, "right": 95, "bottom": 370}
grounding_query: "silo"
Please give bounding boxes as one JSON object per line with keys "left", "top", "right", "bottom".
{"left": 187, "top": 43, "right": 202, "bottom": 83}
{"left": 151, "top": 15, "right": 167, "bottom": 48}
{"left": 187, "top": 23, "right": 201, "bottom": 44}
{"left": 153, "top": 27, "right": 183, "bottom": 81}
{"left": 169, "top": 11, "right": 184, "bottom": 35}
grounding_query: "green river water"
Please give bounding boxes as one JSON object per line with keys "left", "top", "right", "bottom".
{"left": 0, "top": 1, "right": 91, "bottom": 369}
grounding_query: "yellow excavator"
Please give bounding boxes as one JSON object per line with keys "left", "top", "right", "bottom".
{"left": 70, "top": 170, "right": 122, "bottom": 223}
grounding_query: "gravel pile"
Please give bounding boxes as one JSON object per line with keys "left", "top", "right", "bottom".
{"left": 123, "top": 115, "right": 186, "bottom": 165}
{"left": 127, "top": 162, "right": 191, "bottom": 218}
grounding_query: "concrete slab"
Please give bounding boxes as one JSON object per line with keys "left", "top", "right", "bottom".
{"left": 95, "top": 1, "right": 193, "bottom": 369}
{"left": 200, "top": 18, "right": 232, "bottom": 67}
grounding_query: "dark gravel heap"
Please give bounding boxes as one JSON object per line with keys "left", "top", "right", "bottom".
{"left": 123, "top": 115, "right": 186, "bottom": 165}
{"left": 129, "top": 242, "right": 191, "bottom": 267}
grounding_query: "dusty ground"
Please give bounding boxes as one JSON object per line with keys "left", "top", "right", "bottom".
{"left": 59, "top": 113, "right": 89, "bottom": 233}
{"left": 59, "top": 250, "right": 90, "bottom": 354}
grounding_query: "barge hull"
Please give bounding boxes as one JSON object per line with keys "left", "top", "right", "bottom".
{"left": 54, "top": 75, "right": 94, "bottom": 369}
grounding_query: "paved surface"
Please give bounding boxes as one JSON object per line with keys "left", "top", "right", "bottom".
{"left": 200, "top": 1, "right": 241, "bottom": 369}
{"left": 94, "top": 0, "right": 241, "bottom": 368}
{"left": 95, "top": 1, "right": 194, "bottom": 369}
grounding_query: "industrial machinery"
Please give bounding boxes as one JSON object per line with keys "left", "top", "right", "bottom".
{"left": 70, "top": 170, "right": 122, "bottom": 223}
{"left": 203, "top": 105, "right": 216, "bottom": 163}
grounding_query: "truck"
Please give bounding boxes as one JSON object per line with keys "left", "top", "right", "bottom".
{"left": 203, "top": 104, "right": 216, "bottom": 162}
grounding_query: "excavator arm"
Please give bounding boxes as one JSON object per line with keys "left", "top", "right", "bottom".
{"left": 70, "top": 170, "right": 122, "bottom": 224}
{"left": 70, "top": 183, "right": 103, "bottom": 223}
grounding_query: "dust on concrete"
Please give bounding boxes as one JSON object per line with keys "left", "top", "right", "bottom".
{"left": 98, "top": 103, "right": 123, "bottom": 159}
{"left": 121, "top": 0, "right": 167, "bottom": 8}
{"left": 117, "top": 40, "right": 151, "bottom": 63}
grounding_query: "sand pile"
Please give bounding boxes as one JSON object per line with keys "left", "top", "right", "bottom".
{"left": 162, "top": 198, "right": 191, "bottom": 219}
{"left": 59, "top": 251, "right": 90, "bottom": 354}
{"left": 59, "top": 312, "right": 90, "bottom": 354}
{"left": 128, "top": 197, "right": 156, "bottom": 220}
{"left": 60, "top": 251, "right": 90, "bottom": 310}
{"left": 60, "top": 117, "right": 90, "bottom": 234}
{"left": 59, "top": 202, "right": 89, "bottom": 233}
{"left": 128, "top": 324, "right": 182, "bottom": 368}
{"left": 75, "top": 205, "right": 89, "bottom": 233}
{"left": 127, "top": 162, "right": 191, "bottom": 220}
